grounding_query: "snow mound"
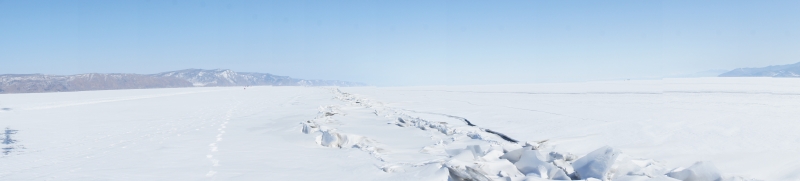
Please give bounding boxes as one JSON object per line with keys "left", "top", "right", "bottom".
{"left": 666, "top": 162, "right": 722, "bottom": 181}
{"left": 573, "top": 146, "right": 621, "bottom": 180}
{"left": 513, "top": 149, "right": 570, "bottom": 179}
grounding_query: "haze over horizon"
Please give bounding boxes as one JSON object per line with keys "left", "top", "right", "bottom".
{"left": 2, "top": 0, "right": 799, "bottom": 86}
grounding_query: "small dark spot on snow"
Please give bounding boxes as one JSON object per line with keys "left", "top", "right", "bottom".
{"left": 0, "top": 108, "right": 10, "bottom": 111}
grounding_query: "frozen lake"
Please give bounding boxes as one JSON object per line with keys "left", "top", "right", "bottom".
{"left": 1, "top": 78, "right": 798, "bottom": 180}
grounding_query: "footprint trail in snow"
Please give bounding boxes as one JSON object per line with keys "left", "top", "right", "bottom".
{"left": 206, "top": 103, "right": 237, "bottom": 177}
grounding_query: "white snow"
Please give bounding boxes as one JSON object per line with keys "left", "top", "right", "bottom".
{"left": 1, "top": 77, "right": 798, "bottom": 180}
{"left": 572, "top": 146, "right": 619, "bottom": 180}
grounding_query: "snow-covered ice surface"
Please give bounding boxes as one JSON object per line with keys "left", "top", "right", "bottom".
{"left": 341, "top": 78, "right": 800, "bottom": 181}
{"left": 0, "top": 87, "right": 388, "bottom": 180}
{"left": 0, "top": 77, "right": 798, "bottom": 180}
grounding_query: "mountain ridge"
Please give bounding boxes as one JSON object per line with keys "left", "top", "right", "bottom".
{"left": 0, "top": 69, "right": 367, "bottom": 94}
{"left": 719, "top": 62, "right": 800, "bottom": 77}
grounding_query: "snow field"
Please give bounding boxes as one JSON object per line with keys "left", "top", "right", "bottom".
{"left": 1, "top": 78, "right": 797, "bottom": 180}
{"left": 0, "top": 87, "right": 389, "bottom": 180}
{"left": 299, "top": 88, "right": 756, "bottom": 180}
{"left": 340, "top": 78, "right": 800, "bottom": 180}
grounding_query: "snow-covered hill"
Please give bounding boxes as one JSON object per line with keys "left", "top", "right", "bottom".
{"left": 155, "top": 69, "right": 366, "bottom": 87}
{"left": 0, "top": 69, "right": 366, "bottom": 94}
{"left": 0, "top": 73, "right": 192, "bottom": 94}
{"left": 719, "top": 62, "right": 800, "bottom": 77}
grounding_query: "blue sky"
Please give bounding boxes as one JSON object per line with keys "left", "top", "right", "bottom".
{"left": 1, "top": 0, "right": 799, "bottom": 86}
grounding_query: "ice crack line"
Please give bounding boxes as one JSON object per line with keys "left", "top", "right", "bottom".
{"left": 328, "top": 88, "right": 522, "bottom": 146}
{"left": 302, "top": 89, "right": 526, "bottom": 171}
{"left": 308, "top": 88, "right": 761, "bottom": 181}
{"left": 376, "top": 100, "right": 520, "bottom": 143}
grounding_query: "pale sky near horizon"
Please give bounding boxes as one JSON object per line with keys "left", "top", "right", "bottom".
{"left": 1, "top": 0, "right": 799, "bottom": 86}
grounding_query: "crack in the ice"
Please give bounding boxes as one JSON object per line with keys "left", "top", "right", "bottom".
{"left": 483, "top": 129, "right": 518, "bottom": 143}
{"left": 303, "top": 88, "right": 761, "bottom": 181}
{"left": 394, "top": 107, "right": 524, "bottom": 144}
{"left": 462, "top": 119, "right": 476, "bottom": 127}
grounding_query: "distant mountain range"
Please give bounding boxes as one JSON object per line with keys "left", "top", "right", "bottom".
{"left": 719, "top": 62, "right": 800, "bottom": 77}
{"left": 0, "top": 69, "right": 367, "bottom": 94}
